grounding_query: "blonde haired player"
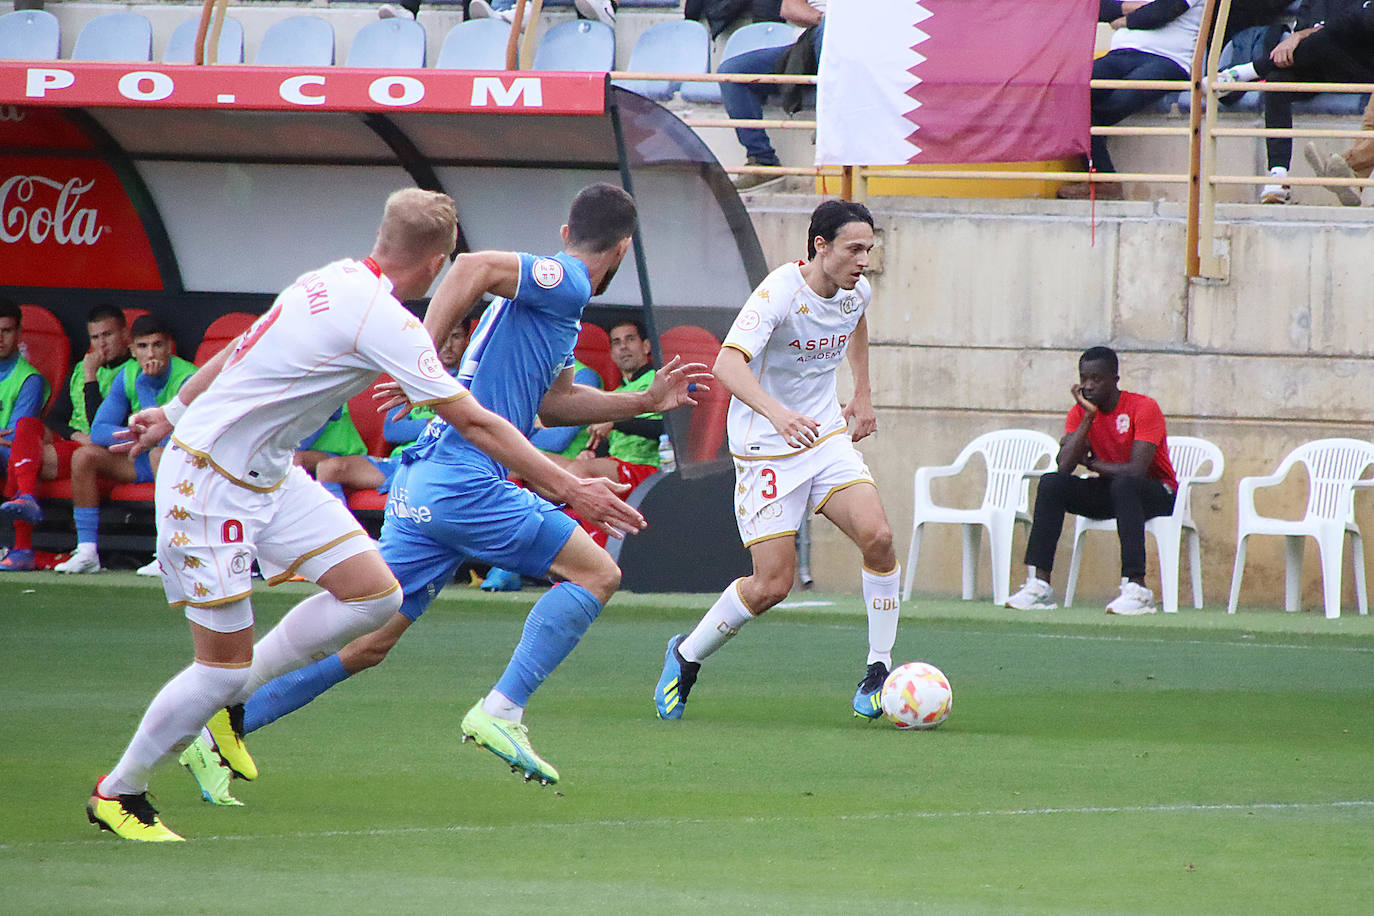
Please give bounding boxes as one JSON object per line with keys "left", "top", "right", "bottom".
{"left": 654, "top": 199, "right": 902, "bottom": 721}
{"left": 87, "top": 188, "right": 643, "bottom": 841}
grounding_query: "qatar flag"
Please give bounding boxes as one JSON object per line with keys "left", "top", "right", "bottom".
{"left": 816, "top": 0, "right": 1097, "bottom": 165}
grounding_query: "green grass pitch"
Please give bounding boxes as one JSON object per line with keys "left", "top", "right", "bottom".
{"left": 2, "top": 575, "right": 1373, "bottom": 914}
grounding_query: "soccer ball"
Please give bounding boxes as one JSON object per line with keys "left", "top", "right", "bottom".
{"left": 880, "top": 661, "right": 952, "bottom": 730}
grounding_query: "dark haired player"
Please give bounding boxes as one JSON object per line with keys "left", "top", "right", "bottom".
{"left": 654, "top": 199, "right": 904, "bottom": 721}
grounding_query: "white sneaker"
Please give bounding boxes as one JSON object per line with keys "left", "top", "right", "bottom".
{"left": 468, "top": 0, "right": 495, "bottom": 17}
{"left": 55, "top": 547, "right": 101, "bottom": 574}
{"left": 1106, "top": 578, "right": 1156, "bottom": 615}
{"left": 135, "top": 558, "right": 161, "bottom": 577}
{"left": 1005, "top": 575, "right": 1057, "bottom": 610}
{"left": 1304, "top": 142, "right": 1362, "bottom": 207}
{"left": 377, "top": 4, "right": 416, "bottom": 19}
{"left": 1260, "top": 167, "right": 1291, "bottom": 204}
{"left": 574, "top": 0, "right": 616, "bottom": 26}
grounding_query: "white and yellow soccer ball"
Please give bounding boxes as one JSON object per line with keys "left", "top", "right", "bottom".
{"left": 880, "top": 661, "right": 952, "bottom": 730}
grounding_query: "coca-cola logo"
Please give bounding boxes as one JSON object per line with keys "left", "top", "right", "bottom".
{"left": 0, "top": 175, "right": 107, "bottom": 245}
{"left": 0, "top": 106, "right": 23, "bottom": 122}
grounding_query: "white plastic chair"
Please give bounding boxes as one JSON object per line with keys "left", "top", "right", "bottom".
{"left": 1227, "top": 438, "right": 1374, "bottom": 619}
{"left": 903, "top": 429, "right": 1059, "bottom": 604}
{"left": 1063, "top": 436, "right": 1224, "bottom": 614}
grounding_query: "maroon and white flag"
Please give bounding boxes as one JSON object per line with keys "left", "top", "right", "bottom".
{"left": 817, "top": 0, "right": 1098, "bottom": 165}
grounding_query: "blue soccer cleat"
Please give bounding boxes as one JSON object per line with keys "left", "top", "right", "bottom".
{"left": 480, "top": 568, "right": 524, "bottom": 592}
{"left": 0, "top": 547, "right": 35, "bottom": 571}
{"left": 655, "top": 634, "right": 700, "bottom": 720}
{"left": 0, "top": 494, "right": 43, "bottom": 525}
{"left": 852, "top": 661, "right": 888, "bottom": 720}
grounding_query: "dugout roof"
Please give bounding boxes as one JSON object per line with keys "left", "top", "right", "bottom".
{"left": 0, "top": 62, "right": 767, "bottom": 472}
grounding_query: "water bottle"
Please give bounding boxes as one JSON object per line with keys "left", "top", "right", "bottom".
{"left": 657, "top": 433, "right": 676, "bottom": 473}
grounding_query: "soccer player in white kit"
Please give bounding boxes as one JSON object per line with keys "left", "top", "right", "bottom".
{"left": 87, "top": 189, "right": 643, "bottom": 842}
{"left": 654, "top": 199, "right": 902, "bottom": 721}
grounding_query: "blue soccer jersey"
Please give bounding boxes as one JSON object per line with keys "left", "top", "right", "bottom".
{"left": 404, "top": 252, "right": 590, "bottom": 476}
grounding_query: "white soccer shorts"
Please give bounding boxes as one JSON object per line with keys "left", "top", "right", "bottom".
{"left": 732, "top": 433, "right": 874, "bottom": 547}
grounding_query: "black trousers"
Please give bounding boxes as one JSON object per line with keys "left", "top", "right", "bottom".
{"left": 1023, "top": 472, "right": 1176, "bottom": 580}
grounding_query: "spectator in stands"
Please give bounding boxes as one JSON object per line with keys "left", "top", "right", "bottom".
{"left": 315, "top": 323, "right": 470, "bottom": 506}
{"left": 1, "top": 305, "right": 133, "bottom": 572}
{"left": 688, "top": 0, "right": 785, "bottom": 39}
{"left": 1005, "top": 346, "right": 1177, "bottom": 616}
{"left": 0, "top": 299, "right": 50, "bottom": 572}
{"left": 466, "top": 0, "right": 616, "bottom": 28}
{"left": 54, "top": 316, "right": 195, "bottom": 575}
{"left": 1305, "top": 96, "right": 1374, "bottom": 205}
{"left": 1060, "top": 0, "right": 1205, "bottom": 200}
{"left": 1214, "top": 0, "right": 1374, "bottom": 203}
{"left": 722, "top": 0, "right": 826, "bottom": 191}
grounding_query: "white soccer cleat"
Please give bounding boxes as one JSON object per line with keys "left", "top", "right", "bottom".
{"left": 55, "top": 547, "right": 101, "bottom": 574}
{"left": 1106, "top": 578, "right": 1157, "bottom": 615}
{"left": 135, "top": 559, "right": 161, "bottom": 577}
{"left": 1005, "top": 575, "right": 1057, "bottom": 610}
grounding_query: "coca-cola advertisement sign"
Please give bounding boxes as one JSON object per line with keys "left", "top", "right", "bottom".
{"left": 0, "top": 155, "right": 162, "bottom": 290}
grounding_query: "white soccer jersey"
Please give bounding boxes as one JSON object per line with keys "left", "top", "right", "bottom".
{"left": 173, "top": 257, "right": 466, "bottom": 490}
{"left": 721, "top": 260, "right": 870, "bottom": 460}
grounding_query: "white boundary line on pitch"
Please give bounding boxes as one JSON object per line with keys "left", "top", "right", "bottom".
{"left": 8, "top": 799, "right": 1373, "bottom": 851}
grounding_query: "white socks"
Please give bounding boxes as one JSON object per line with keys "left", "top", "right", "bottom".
{"left": 678, "top": 580, "right": 754, "bottom": 663}
{"left": 862, "top": 566, "right": 900, "bottom": 668}
{"left": 481, "top": 689, "right": 524, "bottom": 723}
{"left": 103, "top": 661, "right": 251, "bottom": 796}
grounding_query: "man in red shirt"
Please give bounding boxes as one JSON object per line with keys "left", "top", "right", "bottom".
{"left": 1006, "top": 346, "right": 1176, "bottom": 614}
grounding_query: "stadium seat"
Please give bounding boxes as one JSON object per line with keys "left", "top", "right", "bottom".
{"left": 657, "top": 324, "right": 726, "bottom": 463}
{"left": 70, "top": 12, "right": 152, "bottom": 62}
{"left": 194, "top": 311, "right": 257, "bottom": 365}
{"left": 680, "top": 21, "right": 802, "bottom": 105}
{"left": 1228, "top": 437, "right": 1374, "bottom": 619}
{"left": 902, "top": 429, "right": 1060, "bottom": 605}
{"left": 1063, "top": 435, "right": 1224, "bottom": 615}
{"left": 254, "top": 16, "right": 335, "bottom": 67}
{"left": 122, "top": 307, "right": 148, "bottom": 328}
{"left": 163, "top": 15, "right": 244, "bottom": 64}
{"left": 531, "top": 20, "right": 614, "bottom": 73}
{"left": 348, "top": 377, "right": 393, "bottom": 459}
{"left": 614, "top": 19, "right": 710, "bottom": 103}
{"left": 435, "top": 19, "right": 511, "bottom": 70}
{"left": 0, "top": 9, "right": 60, "bottom": 61}
{"left": 346, "top": 18, "right": 426, "bottom": 69}
{"left": 574, "top": 323, "right": 617, "bottom": 391}
{"left": 17, "top": 304, "right": 70, "bottom": 413}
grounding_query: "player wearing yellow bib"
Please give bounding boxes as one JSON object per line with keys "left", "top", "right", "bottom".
{"left": 655, "top": 199, "right": 903, "bottom": 721}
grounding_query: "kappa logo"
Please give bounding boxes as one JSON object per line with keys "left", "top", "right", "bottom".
{"left": 1116, "top": 413, "right": 1131, "bottom": 435}
{"left": 796, "top": 304, "right": 811, "bottom": 315}
{"left": 169, "top": 532, "right": 191, "bottom": 547}
{"left": 193, "top": 583, "right": 210, "bottom": 598}
{"left": 532, "top": 257, "right": 564, "bottom": 289}
{"left": 403, "top": 316, "right": 422, "bottom": 331}
{"left": 174, "top": 480, "right": 195, "bottom": 497}
{"left": 165, "top": 505, "right": 191, "bottom": 521}
{"left": 757, "top": 289, "right": 770, "bottom": 300}
{"left": 182, "top": 556, "right": 204, "bottom": 570}
{"left": 187, "top": 453, "right": 209, "bottom": 469}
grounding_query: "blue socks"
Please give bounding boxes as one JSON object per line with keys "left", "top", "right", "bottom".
{"left": 493, "top": 582, "right": 603, "bottom": 706}
{"left": 74, "top": 506, "right": 100, "bottom": 545}
{"left": 241, "top": 653, "right": 351, "bottom": 735}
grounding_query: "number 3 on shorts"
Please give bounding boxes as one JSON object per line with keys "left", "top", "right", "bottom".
{"left": 760, "top": 468, "right": 777, "bottom": 500}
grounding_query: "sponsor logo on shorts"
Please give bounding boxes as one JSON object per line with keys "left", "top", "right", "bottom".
{"left": 532, "top": 257, "right": 564, "bottom": 289}
{"left": 418, "top": 348, "right": 445, "bottom": 380}
{"left": 736, "top": 308, "right": 761, "bottom": 331}
{"left": 387, "top": 485, "right": 432, "bottom": 524}
{"left": 760, "top": 503, "right": 784, "bottom": 519}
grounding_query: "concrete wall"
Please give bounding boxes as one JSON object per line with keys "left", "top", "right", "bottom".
{"left": 743, "top": 190, "right": 1374, "bottom": 611}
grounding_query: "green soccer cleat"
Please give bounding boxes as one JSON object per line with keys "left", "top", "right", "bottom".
{"left": 87, "top": 780, "right": 185, "bottom": 842}
{"left": 459, "top": 701, "right": 560, "bottom": 785}
{"left": 206, "top": 705, "right": 257, "bottom": 781}
{"left": 179, "top": 736, "right": 243, "bottom": 806}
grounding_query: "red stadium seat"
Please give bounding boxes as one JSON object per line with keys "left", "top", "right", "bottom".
{"left": 658, "top": 324, "right": 727, "bottom": 463}
{"left": 348, "top": 374, "right": 392, "bottom": 458}
{"left": 17, "top": 304, "right": 71, "bottom": 414}
{"left": 121, "top": 307, "right": 148, "bottom": 328}
{"left": 195, "top": 311, "right": 257, "bottom": 366}
{"left": 346, "top": 488, "right": 387, "bottom": 512}
{"left": 574, "top": 322, "right": 618, "bottom": 390}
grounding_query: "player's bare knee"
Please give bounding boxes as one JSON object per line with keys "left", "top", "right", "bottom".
{"left": 859, "top": 524, "right": 896, "bottom": 570}
{"left": 574, "top": 555, "right": 621, "bottom": 604}
{"left": 752, "top": 570, "right": 794, "bottom": 612}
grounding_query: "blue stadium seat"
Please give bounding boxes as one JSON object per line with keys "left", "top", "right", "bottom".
{"left": 163, "top": 15, "right": 244, "bottom": 64}
{"left": 531, "top": 19, "right": 614, "bottom": 73}
{"left": 254, "top": 16, "right": 335, "bottom": 67}
{"left": 435, "top": 19, "right": 511, "bottom": 70}
{"left": 70, "top": 12, "right": 152, "bottom": 62}
{"left": 347, "top": 18, "right": 426, "bottom": 68}
{"left": 614, "top": 19, "right": 709, "bottom": 102}
{"left": 680, "top": 20, "right": 801, "bottom": 105}
{"left": 0, "top": 9, "right": 60, "bottom": 60}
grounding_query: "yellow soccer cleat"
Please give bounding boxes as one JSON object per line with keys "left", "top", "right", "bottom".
{"left": 179, "top": 736, "right": 243, "bottom": 806}
{"left": 460, "top": 701, "right": 560, "bottom": 785}
{"left": 87, "top": 780, "right": 185, "bottom": 842}
{"left": 206, "top": 705, "right": 257, "bottom": 781}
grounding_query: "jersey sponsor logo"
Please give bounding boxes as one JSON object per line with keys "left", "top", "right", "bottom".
{"left": 788, "top": 334, "right": 849, "bottom": 352}
{"left": 1116, "top": 413, "right": 1130, "bottom": 435}
{"left": 532, "top": 257, "right": 564, "bottom": 289}
{"left": 840, "top": 294, "right": 860, "bottom": 315}
{"left": 418, "top": 348, "right": 445, "bottom": 380}
{"left": 736, "top": 308, "right": 761, "bottom": 331}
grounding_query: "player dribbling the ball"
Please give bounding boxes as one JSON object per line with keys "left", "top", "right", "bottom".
{"left": 654, "top": 199, "right": 904, "bottom": 721}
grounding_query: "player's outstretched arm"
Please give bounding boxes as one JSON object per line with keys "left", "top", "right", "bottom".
{"left": 433, "top": 394, "right": 646, "bottom": 538}
{"left": 112, "top": 339, "right": 238, "bottom": 457}
{"left": 842, "top": 315, "right": 877, "bottom": 442}
{"left": 537, "top": 357, "right": 712, "bottom": 427}
{"left": 422, "top": 251, "right": 520, "bottom": 345}
{"left": 714, "top": 347, "right": 821, "bottom": 448}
